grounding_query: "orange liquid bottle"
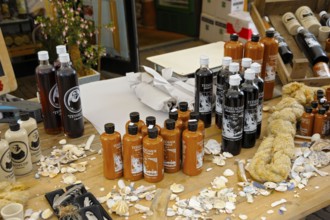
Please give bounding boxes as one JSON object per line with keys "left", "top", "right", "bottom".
{"left": 125, "top": 112, "right": 145, "bottom": 133}
{"left": 300, "top": 106, "right": 314, "bottom": 136}
{"left": 143, "top": 127, "right": 164, "bottom": 182}
{"left": 168, "top": 109, "right": 183, "bottom": 131}
{"left": 224, "top": 33, "right": 244, "bottom": 65}
{"left": 182, "top": 120, "right": 203, "bottom": 176}
{"left": 161, "top": 119, "right": 181, "bottom": 173}
{"left": 178, "top": 102, "right": 191, "bottom": 130}
{"left": 100, "top": 123, "right": 123, "bottom": 179}
{"left": 311, "top": 101, "right": 319, "bottom": 114}
{"left": 260, "top": 30, "right": 279, "bottom": 100}
{"left": 123, "top": 123, "right": 143, "bottom": 181}
{"left": 326, "top": 88, "right": 330, "bottom": 101}
{"left": 141, "top": 116, "right": 161, "bottom": 138}
{"left": 313, "top": 108, "right": 327, "bottom": 137}
{"left": 244, "top": 34, "right": 264, "bottom": 65}
{"left": 185, "top": 112, "right": 205, "bottom": 136}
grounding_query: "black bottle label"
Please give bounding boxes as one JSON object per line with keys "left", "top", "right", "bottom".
{"left": 222, "top": 105, "right": 244, "bottom": 140}
{"left": 257, "top": 91, "right": 264, "bottom": 124}
{"left": 198, "top": 83, "right": 212, "bottom": 113}
{"left": 0, "top": 148, "right": 13, "bottom": 173}
{"left": 63, "top": 86, "right": 83, "bottom": 119}
{"left": 244, "top": 100, "right": 258, "bottom": 133}
{"left": 48, "top": 84, "right": 61, "bottom": 116}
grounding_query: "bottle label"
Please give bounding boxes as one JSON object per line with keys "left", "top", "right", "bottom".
{"left": 257, "top": 92, "right": 264, "bottom": 124}
{"left": 113, "top": 143, "right": 123, "bottom": 173}
{"left": 28, "top": 128, "right": 40, "bottom": 152}
{"left": 196, "top": 140, "right": 203, "bottom": 169}
{"left": 305, "top": 37, "right": 321, "bottom": 48}
{"left": 265, "top": 55, "right": 277, "bottom": 82}
{"left": 0, "top": 148, "right": 13, "bottom": 174}
{"left": 131, "top": 144, "right": 143, "bottom": 174}
{"left": 164, "top": 140, "right": 177, "bottom": 169}
{"left": 143, "top": 148, "right": 159, "bottom": 177}
{"left": 64, "top": 86, "right": 83, "bottom": 120}
{"left": 198, "top": 83, "right": 212, "bottom": 113}
{"left": 222, "top": 105, "right": 244, "bottom": 140}
{"left": 8, "top": 141, "right": 29, "bottom": 169}
{"left": 49, "top": 84, "right": 61, "bottom": 115}
{"left": 216, "top": 84, "right": 224, "bottom": 113}
{"left": 244, "top": 100, "right": 258, "bottom": 133}
{"left": 279, "top": 41, "right": 288, "bottom": 47}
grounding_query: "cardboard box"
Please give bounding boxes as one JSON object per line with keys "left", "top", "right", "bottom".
{"left": 214, "top": 18, "right": 227, "bottom": 42}
{"left": 202, "top": 0, "right": 218, "bottom": 17}
{"left": 199, "top": 13, "right": 217, "bottom": 43}
{"left": 216, "top": 0, "right": 245, "bottom": 20}
{"left": 226, "top": 11, "right": 258, "bottom": 41}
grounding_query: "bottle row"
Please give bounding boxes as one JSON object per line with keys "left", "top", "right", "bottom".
{"left": 0, "top": 112, "right": 41, "bottom": 182}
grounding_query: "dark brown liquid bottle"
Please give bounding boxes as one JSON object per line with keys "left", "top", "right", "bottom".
{"left": 178, "top": 102, "right": 191, "bottom": 130}
{"left": 274, "top": 31, "right": 294, "bottom": 64}
{"left": 224, "top": 33, "right": 244, "bottom": 64}
{"left": 161, "top": 119, "right": 181, "bottom": 173}
{"left": 35, "top": 51, "right": 62, "bottom": 134}
{"left": 313, "top": 108, "right": 327, "bottom": 137}
{"left": 168, "top": 109, "right": 183, "bottom": 131}
{"left": 101, "top": 123, "right": 123, "bottom": 179}
{"left": 244, "top": 34, "right": 264, "bottom": 65}
{"left": 300, "top": 106, "right": 314, "bottom": 136}
{"left": 323, "top": 103, "right": 330, "bottom": 136}
{"left": 54, "top": 45, "right": 67, "bottom": 70}
{"left": 222, "top": 75, "right": 244, "bottom": 155}
{"left": 143, "top": 127, "right": 164, "bottom": 183}
{"left": 195, "top": 55, "right": 213, "bottom": 128}
{"left": 216, "top": 57, "right": 232, "bottom": 129}
{"left": 56, "top": 53, "right": 84, "bottom": 138}
{"left": 123, "top": 123, "right": 143, "bottom": 181}
{"left": 182, "top": 120, "right": 203, "bottom": 176}
{"left": 125, "top": 112, "right": 145, "bottom": 133}
{"left": 251, "top": 62, "right": 264, "bottom": 138}
{"left": 239, "top": 57, "right": 252, "bottom": 84}
{"left": 319, "top": 11, "right": 330, "bottom": 26}
{"left": 141, "top": 116, "right": 161, "bottom": 138}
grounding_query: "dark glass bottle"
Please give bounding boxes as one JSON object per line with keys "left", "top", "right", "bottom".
{"left": 240, "top": 57, "right": 252, "bottom": 84}
{"left": 54, "top": 45, "right": 67, "bottom": 70}
{"left": 224, "top": 33, "right": 244, "bottom": 64}
{"left": 319, "top": 11, "right": 330, "bottom": 26}
{"left": 274, "top": 31, "right": 293, "bottom": 64}
{"left": 222, "top": 74, "right": 244, "bottom": 155}
{"left": 244, "top": 33, "right": 264, "bottom": 65}
{"left": 56, "top": 53, "right": 84, "bottom": 138}
{"left": 216, "top": 56, "right": 232, "bottom": 129}
{"left": 35, "top": 51, "right": 62, "bottom": 134}
{"left": 195, "top": 55, "right": 213, "bottom": 128}
{"left": 225, "top": 62, "right": 240, "bottom": 90}
{"left": 241, "top": 68, "right": 259, "bottom": 148}
{"left": 251, "top": 62, "right": 264, "bottom": 138}
{"left": 295, "top": 26, "right": 329, "bottom": 66}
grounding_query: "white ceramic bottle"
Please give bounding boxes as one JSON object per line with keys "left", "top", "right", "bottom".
{"left": 18, "top": 112, "right": 41, "bottom": 163}
{"left": 5, "top": 122, "right": 32, "bottom": 175}
{"left": 0, "top": 136, "right": 15, "bottom": 182}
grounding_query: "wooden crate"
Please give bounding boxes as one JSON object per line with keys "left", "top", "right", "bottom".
{"left": 250, "top": 0, "right": 330, "bottom": 87}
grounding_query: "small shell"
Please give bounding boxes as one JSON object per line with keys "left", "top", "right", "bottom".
{"left": 275, "top": 185, "right": 288, "bottom": 192}
{"left": 118, "top": 179, "right": 126, "bottom": 189}
{"left": 271, "top": 199, "right": 287, "bottom": 207}
{"left": 264, "top": 182, "right": 277, "bottom": 189}
{"left": 237, "top": 182, "right": 250, "bottom": 187}
{"left": 134, "top": 204, "right": 150, "bottom": 213}
{"left": 167, "top": 208, "right": 176, "bottom": 217}
{"left": 311, "top": 133, "right": 321, "bottom": 142}
{"left": 223, "top": 169, "right": 234, "bottom": 177}
{"left": 212, "top": 156, "right": 226, "bottom": 166}
{"left": 170, "top": 183, "right": 185, "bottom": 194}
{"left": 263, "top": 106, "right": 270, "bottom": 112}
{"left": 85, "top": 134, "right": 95, "bottom": 150}
{"left": 225, "top": 201, "right": 236, "bottom": 211}
{"left": 40, "top": 208, "right": 53, "bottom": 219}
{"left": 170, "top": 194, "right": 178, "bottom": 201}
{"left": 59, "top": 139, "right": 67, "bottom": 145}
{"left": 213, "top": 199, "right": 226, "bottom": 209}
{"left": 206, "top": 167, "right": 213, "bottom": 172}
{"left": 267, "top": 209, "right": 274, "bottom": 214}
{"left": 239, "top": 214, "right": 248, "bottom": 220}
{"left": 62, "top": 173, "right": 77, "bottom": 185}
{"left": 279, "top": 206, "right": 287, "bottom": 212}
{"left": 246, "top": 193, "right": 254, "bottom": 203}
{"left": 120, "top": 186, "right": 132, "bottom": 195}
{"left": 259, "top": 189, "right": 271, "bottom": 196}
{"left": 222, "top": 152, "right": 233, "bottom": 158}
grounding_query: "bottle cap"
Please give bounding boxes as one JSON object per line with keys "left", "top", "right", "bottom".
{"left": 296, "top": 26, "right": 304, "bottom": 34}
{"left": 38, "top": 51, "right": 49, "bottom": 61}
{"left": 165, "top": 119, "right": 175, "bottom": 130}
{"left": 148, "top": 127, "right": 158, "bottom": 139}
{"left": 229, "top": 62, "right": 239, "bottom": 72}
{"left": 9, "top": 122, "right": 20, "bottom": 131}
{"left": 311, "top": 101, "right": 318, "bottom": 108}
{"left": 169, "top": 110, "right": 178, "bottom": 121}
{"left": 241, "top": 58, "right": 252, "bottom": 68}
{"left": 319, "top": 11, "right": 327, "bottom": 18}
{"left": 323, "top": 103, "right": 329, "bottom": 111}
{"left": 56, "top": 45, "right": 67, "bottom": 55}
{"left": 251, "top": 33, "right": 260, "bottom": 42}
{"left": 179, "top": 102, "right": 188, "bottom": 112}
{"left": 128, "top": 123, "right": 138, "bottom": 135}
{"left": 104, "top": 123, "right": 115, "bottom": 134}
{"left": 190, "top": 112, "right": 199, "bottom": 120}
{"left": 305, "top": 106, "right": 313, "bottom": 113}
{"left": 229, "top": 74, "right": 241, "bottom": 86}
{"left": 244, "top": 68, "right": 255, "bottom": 80}
{"left": 146, "top": 116, "right": 156, "bottom": 126}
{"left": 317, "top": 89, "right": 324, "bottom": 96}
{"left": 200, "top": 55, "right": 209, "bottom": 65}
{"left": 265, "top": 29, "right": 275, "bottom": 37}
{"left": 129, "top": 112, "right": 140, "bottom": 123}
{"left": 230, "top": 33, "right": 239, "bottom": 41}
{"left": 319, "top": 97, "right": 327, "bottom": 104}
{"left": 59, "top": 53, "right": 71, "bottom": 63}
{"left": 222, "top": 57, "right": 232, "bottom": 66}
{"left": 20, "top": 112, "right": 30, "bottom": 121}
{"left": 187, "top": 120, "right": 198, "bottom": 131}
{"left": 318, "top": 107, "right": 326, "bottom": 115}
{"left": 251, "top": 62, "right": 261, "bottom": 73}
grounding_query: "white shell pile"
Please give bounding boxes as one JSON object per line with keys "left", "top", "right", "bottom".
{"left": 212, "top": 151, "right": 234, "bottom": 167}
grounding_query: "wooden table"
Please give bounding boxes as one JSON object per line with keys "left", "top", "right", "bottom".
{"left": 1, "top": 97, "right": 329, "bottom": 220}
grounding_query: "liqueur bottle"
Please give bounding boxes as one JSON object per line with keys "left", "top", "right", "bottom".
{"left": 239, "top": 57, "right": 252, "bottom": 84}
{"left": 274, "top": 31, "right": 294, "bottom": 64}
{"left": 224, "top": 33, "right": 244, "bottom": 64}
{"left": 125, "top": 112, "right": 145, "bottom": 133}
{"left": 178, "top": 101, "right": 191, "bottom": 130}
{"left": 195, "top": 55, "right": 213, "bottom": 128}
{"left": 54, "top": 45, "right": 67, "bottom": 70}
{"left": 168, "top": 108, "right": 183, "bottom": 131}
{"left": 313, "top": 108, "right": 327, "bottom": 137}
{"left": 244, "top": 33, "right": 264, "bottom": 65}
{"left": 251, "top": 62, "right": 264, "bottom": 138}
{"left": 225, "top": 62, "right": 240, "bottom": 90}
{"left": 319, "top": 11, "right": 330, "bottom": 26}
{"left": 141, "top": 116, "right": 161, "bottom": 138}
{"left": 300, "top": 106, "right": 315, "bottom": 136}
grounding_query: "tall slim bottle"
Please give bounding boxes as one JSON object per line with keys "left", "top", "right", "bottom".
{"left": 222, "top": 75, "right": 244, "bottom": 156}
{"left": 241, "top": 69, "right": 259, "bottom": 148}
{"left": 195, "top": 55, "right": 213, "bottom": 128}
{"left": 251, "top": 62, "right": 264, "bottom": 138}
{"left": 240, "top": 57, "right": 252, "bottom": 84}
{"left": 56, "top": 53, "right": 84, "bottom": 138}
{"left": 319, "top": 11, "right": 330, "bottom": 26}
{"left": 224, "top": 33, "right": 244, "bottom": 64}
{"left": 216, "top": 57, "right": 232, "bottom": 129}
{"left": 244, "top": 33, "right": 264, "bottom": 65}
{"left": 35, "top": 51, "right": 61, "bottom": 134}
{"left": 260, "top": 29, "right": 279, "bottom": 100}
{"left": 54, "top": 45, "right": 67, "bottom": 70}
{"left": 0, "top": 137, "right": 15, "bottom": 182}
{"left": 225, "top": 62, "right": 240, "bottom": 89}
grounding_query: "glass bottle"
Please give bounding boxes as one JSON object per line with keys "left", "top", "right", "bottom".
{"left": 195, "top": 55, "right": 213, "bottom": 128}
{"left": 125, "top": 112, "right": 145, "bottom": 133}
{"left": 168, "top": 108, "right": 183, "bottom": 131}
{"left": 35, "top": 51, "right": 61, "bottom": 134}
{"left": 15, "top": 0, "right": 28, "bottom": 19}
{"left": 300, "top": 106, "right": 315, "bottom": 136}
{"left": 251, "top": 62, "right": 264, "bottom": 138}
{"left": 178, "top": 101, "right": 191, "bottom": 130}
{"left": 311, "top": 100, "right": 319, "bottom": 114}
{"left": 56, "top": 53, "right": 84, "bottom": 138}
{"left": 54, "top": 45, "right": 67, "bottom": 70}
{"left": 188, "top": 112, "right": 205, "bottom": 136}
{"left": 244, "top": 33, "right": 264, "bottom": 65}
{"left": 295, "top": 6, "right": 321, "bottom": 37}
{"left": 216, "top": 56, "right": 232, "bottom": 129}
{"left": 240, "top": 57, "right": 252, "bottom": 84}
{"left": 224, "top": 33, "right": 244, "bottom": 64}
{"left": 141, "top": 116, "right": 161, "bottom": 138}
{"left": 100, "top": 123, "right": 123, "bottom": 179}
{"left": 322, "top": 103, "right": 330, "bottom": 136}
{"left": 0, "top": 136, "right": 15, "bottom": 182}
{"left": 225, "top": 62, "right": 240, "bottom": 90}
{"left": 274, "top": 31, "right": 293, "bottom": 64}
{"left": 319, "top": 11, "right": 330, "bottom": 26}
{"left": 222, "top": 75, "right": 244, "bottom": 155}
{"left": 313, "top": 108, "right": 327, "bottom": 137}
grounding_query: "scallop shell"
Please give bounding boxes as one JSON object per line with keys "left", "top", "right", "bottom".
{"left": 258, "top": 189, "right": 271, "bottom": 196}
{"left": 170, "top": 183, "right": 185, "bottom": 194}
{"left": 167, "top": 208, "right": 176, "bottom": 217}
{"left": 40, "top": 208, "right": 53, "bottom": 219}
{"left": 118, "top": 179, "right": 126, "bottom": 189}
{"left": 170, "top": 194, "right": 178, "bottom": 201}
{"left": 212, "top": 156, "right": 226, "bottom": 166}
{"left": 134, "top": 204, "right": 150, "bottom": 214}
{"left": 211, "top": 176, "right": 228, "bottom": 189}
{"left": 264, "top": 182, "right": 277, "bottom": 189}
{"left": 223, "top": 169, "right": 234, "bottom": 177}
{"left": 62, "top": 173, "right": 77, "bottom": 185}
{"left": 111, "top": 199, "right": 129, "bottom": 216}
{"left": 225, "top": 201, "right": 236, "bottom": 212}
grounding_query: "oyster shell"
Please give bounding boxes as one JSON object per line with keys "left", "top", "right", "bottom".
{"left": 111, "top": 199, "right": 129, "bottom": 216}
{"left": 223, "top": 169, "right": 234, "bottom": 177}
{"left": 62, "top": 173, "right": 77, "bottom": 185}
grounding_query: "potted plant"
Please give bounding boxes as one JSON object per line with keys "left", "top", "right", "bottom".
{"left": 35, "top": 0, "right": 106, "bottom": 82}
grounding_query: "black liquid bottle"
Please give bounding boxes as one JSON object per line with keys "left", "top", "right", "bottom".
{"left": 251, "top": 62, "right": 264, "bottom": 138}
{"left": 241, "top": 68, "right": 259, "bottom": 148}
{"left": 295, "top": 26, "right": 329, "bottom": 66}
{"left": 195, "top": 55, "right": 213, "bottom": 128}
{"left": 35, "top": 51, "right": 62, "bottom": 134}
{"left": 216, "top": 56, "right": 232, "bottom": 129}
{"left": 240, "top": 57, "right": 252, "bottom": 84}
{"left": 274, "top": 31, "right": 293, "bottom": 64}
{"left": 222, "top": 74, "right": 244, "bottom": 155}
{"left": 54, "top": 45, "right": 67, "bottom": 70}
{"left": 56, "top": 53, "right": 84, "bottom": 138}
{"left": 319, "top": 11, "right": 330, "bottom": 26}
{"left": 225, "top": 62, "right": 240, "bottom": 90}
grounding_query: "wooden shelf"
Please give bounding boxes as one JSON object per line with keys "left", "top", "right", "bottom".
{"left": 8, "top": 43, "right": 42, "bottom": 58}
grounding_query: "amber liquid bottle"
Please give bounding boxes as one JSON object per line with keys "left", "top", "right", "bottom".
{"left": 161, "top": 119, "right": 181, "bottom": 173}
{"left": 311, "top": 101, "right": 319, "bottom": 115}
{"left": 35, "top": 51, "right": 62, "bottom": 134}
{"left": 182, "top": 120, "right": 203, "bottom": 176}
{"left": 251, "top": 62, "right": 264, "bottom": 138}
{"left": 222, "top": 75, "right": 244, "bottom": 155}
{"left": 56, "top": 53, "right": 84, "bottom": 138}
{"left": 168, "top": 109, "right": 183, "bottom": 131}
{"left": 125, "top": 112, "right": 145, "bottom": 133}
{"left": 313, "top": 108, "right": 327, "bottom": 137}
{"left": 195, "top": 55, "right": 213, "bottom": 128}
{"left": 260, "top": 29, "right": 279, "bottom": 100}
{"left": 216, "top": 57, "right": 232, "bottom": 129}
{"left": 178, "top": 102, "right": 191, "bottom": 130}
{"left": 224, "top": 33, "right": 244, "bottom": 64}
{"left": 143, "top": 127, "right": 164, "bottom": 183}
{"left": 244, "top": 33, "right": 264, "bottom": 65}
{"left": 188, "top": 112, "right": 205, "bottom": 136}
{"left": 141, "top": 116, "right": 161, "bottom": 138}
{"left": 123, "top": 123, "right": 143, "bottom": 181}
{"left": 300, "top": 106, "right": 315, "bottom": 136}
{"left": 100, "top": 123, "right": 123, "bottom": 179}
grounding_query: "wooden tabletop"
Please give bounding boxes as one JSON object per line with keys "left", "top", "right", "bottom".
{"left": 1, "top": 97, "right": 329, "bottom": 220}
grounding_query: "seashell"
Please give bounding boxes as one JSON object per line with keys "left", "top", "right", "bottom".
{"left": 212, "top": 156, "right": 226, "bottom": 166}
{"left": 259, "top": 189, "right": 271, "bottom": 196}
{"left": 176, "top": 199, "right": 188, "bottom": 208}
{"left": 203, "top": 202, "right": 213, "bottom": 211}
{"left": 25, "top": 209, "right": 34, "bottom": 217}
{"left": 302, "top": 172, "right": 316, "bottom": 179}
{"left": 211, "top": 176, "right": 228, "bottom": 189}
{"left": 298, "top": 183, "right": 305, "bottom": 189}
{"left": 111, "top": 199, "right": 129, "bottom": 216}
{"left": 206, "top": 167, "right": 213, "bottom": 172}
{"left": 48, "top": 167, "right": 60, "bottom": 178}
{"left": 59, "top": 139, "right": 67, "bottom": 145}
{"left": 62, "top": 173, "right": 76, "bottom": 185}
{"left": 30, "top": 211, "right": 42, "bottom": 219}
{"left": 170, "top": 194, "right": 178, "bottom": 201}
{"left": 275, "top": 185, "right": 287, "bottom": 192}
{"left": 170, "top": 183, "right": 185, "bottom": 194}
{"left": 253, "top": 181, "right": 266, "bottom": 189}
{"left": 118, "top": 179, "right": 126, "bottom": 189}
{"left": 145, "top": 192, "right": 154, "bottom": 201}
{"left": 204, "top": 139, "right": 221, "bottom": 155}
{"left": 246, "top": 193, "right": 254, "bottom": 203}
{"left": 263, "top": 106, "right": 270, "bottom": 112}
{"left": 129, "top": 195, "right": 139, "bottom": 202}
{"left": 120, "top": 186, "right": 132, "bottom": 195}
{"left": 70, "top": 162, "right": 88, "bottom": 172}
{"left": 223, "top": 169, "right": 234, "bottom": 177}
{"left": 34, "top": 173, "right": 40, "bottom": 179}
{"left": 134, "top": 204, "right": 150, "bottom": 214}
{"left": 279, "top": 206, "right": 287, "bottom": 212}
{"left": 40, "top": 208, "right": 53, "bottom": 219}
{"left": 182, "top": 208, "right": 194, "bottom": 218}
{"left": 225, "top": 201, "right": 236, "bottom": 212}
{"left": 243, "top": 186, "right": 256, "bottom": 194}
{"left": 106, "top": 199, "right": 115, "bottom": 209}
{"left": 261, "top": 216, "right": 267, "bottom": 220}
{"left": 239, "top": 214, "right": 248, "bottom": 220}
{"left": 167, "top": 208, "right": 176, "bottom": 217}
{"left": 271, "top": 198, "right": 287, "bottom": 207}
{"left": 264, "top": 182, "right": 277, "bottom": 189}
{"left": 199, "top": 188, "right": 216, "bottom": 198}
{"left": 237, "top": 182, "right": 249, "bottom": 187}
{"left": 267, "top": 209, "right": 274, "bottom": 214}
{"left": 65, "top": 167, "right": 77, "bottom": 173}
{"left": 222, "top": 152, "right": 233, "bottom": 158}
{"left": 85, "top": 134, "right": 95, "bottom": 150}
{"left": 213, "top": 199, "right": 226, "bottom": 209}
{"left": 238, "top": 191, "right": 246, "bottom": 197}
{"left": 311, "top": 133, "right": 321, "bottom": 142}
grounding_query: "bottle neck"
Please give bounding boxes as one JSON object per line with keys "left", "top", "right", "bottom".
{"left": 230, "top": 85, "right": 240, "bottom": 90}
{"left": 39, "top": 60, "right": 49, "bottom": 65}
{"left": 244, "top": 79, "right": 254, "bottom": 84}
{"left": 60, "top": 61, "right": 71, "bottom": 68}
{"left": 200, "top": 64, "right": 209, "bottom": 69}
